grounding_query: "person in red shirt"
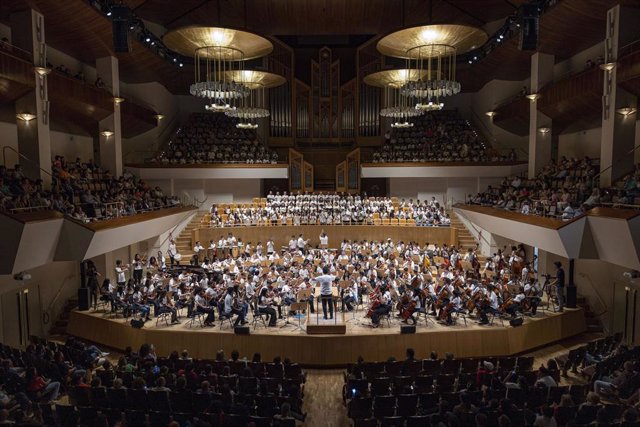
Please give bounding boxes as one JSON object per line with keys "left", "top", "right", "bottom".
{"left": 26, "top": 367, "right": 60, "bottom": 402}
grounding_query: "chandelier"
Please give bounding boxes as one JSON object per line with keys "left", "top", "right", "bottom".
{"left": 223, "top": 70, "right": 286, "bottom": 129}
{"left": 377, "top": 25, "right": 488, "bottom": 100}
{"left": 415, "top": 99, "right": 444, "bottom": 112}
{"left": 364, "top": 69, "right": 424, "bottom": 124}
{"left": 163, "top": 27, "right": 274, "bottom": 111}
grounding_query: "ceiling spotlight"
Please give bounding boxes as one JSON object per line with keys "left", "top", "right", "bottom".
{"left": 468, "top": 60, "right": 472, "bottom": 64}
{"left": 473, "top": 56, "right": 478, "bottom": 60}
{"left": 100, "top": 130, "right": 114, "bottom": 137}
{"left": 179, "top": 63, "right": 183, "bottom": 67}
{"left": 526, "top": 93, "right": 541, "bottom": 102}
{"left": 106, "top": 11, "right": 112, "bottom": 16}
{"left": 16, "top": 113, "right": 36, "bottom": 122}
{"left": 145, "top": 37, "right": 151, "bottom": 43}
{"left": 499, "top": 35, "right": 504, "bottom": 39}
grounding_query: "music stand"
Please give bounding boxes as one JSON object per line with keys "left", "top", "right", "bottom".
{"left": 289, "top": 302, "right": 307, "bottom": 332}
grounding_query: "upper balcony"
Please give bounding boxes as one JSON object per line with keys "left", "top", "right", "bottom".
{"left": 0, "top": 45, "right": 156, "bottom": 138}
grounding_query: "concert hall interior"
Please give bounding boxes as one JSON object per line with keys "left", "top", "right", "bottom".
{"left": 2, "top": 0, "right": 640, "bottom": 426}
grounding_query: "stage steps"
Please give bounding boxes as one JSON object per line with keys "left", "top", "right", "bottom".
{"left": 49, "top": 297, "right": 78, "bottom": 335}
{"left": 174, "top": 212, "right": 208, "bottom": 260}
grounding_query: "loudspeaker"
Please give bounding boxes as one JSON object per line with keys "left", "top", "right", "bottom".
{"left": 509, "top": 317, "right": 524, "bottom": 327}
{"left": 77, "top": 288, "right": 90, "bottom": 311}
{"left": 130, "top": 319, "right": 144, "bottom": 329}
{"left": 234, "top": 326, "right": 250, "bottom": 335}
{"left": 111, "top": 5, "right": 131, "bottom": 53}
{"left": 519, "top": 4, "right": 539, "bottom": 51}
{"left": 566, "top": 286, "right": 577, "bottom": 309}
{"left": 400, "top": 325, "right": 416, "bottom": 334}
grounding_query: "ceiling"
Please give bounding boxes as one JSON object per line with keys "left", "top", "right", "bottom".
{"left": 0, "top": 0, "right": 631, "bottom": 94}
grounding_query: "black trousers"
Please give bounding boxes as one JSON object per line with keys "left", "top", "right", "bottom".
{"left": 321, "top": 295, "right": 334, "bottom": 319}
{"left": 259, "top": 306, "right": 277, "bottom": 326}
{"left": 197, "top": 306, "right": 215, "bottom": 324}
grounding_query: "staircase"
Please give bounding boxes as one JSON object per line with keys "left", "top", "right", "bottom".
{"left": 49, "top": 297, "right": 78, "bottom": 335}
{"left": 174, "top": 212, "right": 208, "bottom": 260}
{"left": 449, "top": 213, "right": 479, "bottom": 252}
{"left": 576, "top": 296, "right": 604, "bottom": 333}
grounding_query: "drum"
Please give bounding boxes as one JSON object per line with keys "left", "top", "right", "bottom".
{"left": 232, "top": 246, "right": 239, "bottom": 258}
{"left": 174, "top": 253, "right": 182, "bottom": 261}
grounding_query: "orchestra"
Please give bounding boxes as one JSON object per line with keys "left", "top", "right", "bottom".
{"left": 95, "top": 233, "right": 548, "bottom": 330}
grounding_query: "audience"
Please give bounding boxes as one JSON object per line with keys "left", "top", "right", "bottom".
{"left": 208, "top": 192, "right": 451, "bottom": 227}
{"left": 0, "top": 156, "right": 181, "bottom": 220}
{"left": 372, "top": 110, "right": 517, "bottom": 163}
{"left": 155, "top": 113, "right": 279, "bottom": 165}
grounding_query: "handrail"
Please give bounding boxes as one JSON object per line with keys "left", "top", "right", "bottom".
{"left": 576, "top": 272, "right": 608, "bottom": 319}
{"left": 42, "top": 272, "right": 77, "bottom": 326}
{"left": 1, "top": 146, "right": 53, "bottom": 178}
{"left": 0, "top": 42, "right": 33, "bottom": 62}
{"left": 469, "top": 109, "right": 527, "bottom": 159}
{"left": 158, "top": 209, "right": 200, "bottom": 249}
{"left": 594, "top": 144, "right": 640, "bottom": 184}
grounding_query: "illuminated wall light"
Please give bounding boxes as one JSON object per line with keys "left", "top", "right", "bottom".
{"left": 616, "top": 107, "right": 637, "bottom": 117}
{"left": 100, "top": 130, "right": 114, "bottom": 137}
{"left": 485, "top": 111, "right": 496, "bottom": 118}
{"left": 600, "top": 62, "right": 616, "bottom": 71}
{"left": 154, "top": 114, "right": 165, "bottom": 121}
{"left": 538, "top": 127, "right": 551, "bottom": 134}
{"left": 112, "top": 97, "right": 125, "bottom": 105}
{"left": 16, "top": 113, "right": 36, "bottom": 122}
{"left": 526, "top": 93, "right": 541, "bottom": 102}
{"left": 34, "top": 66, "right": 52, "bottom": 76}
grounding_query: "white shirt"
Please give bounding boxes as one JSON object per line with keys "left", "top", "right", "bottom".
{"left": 320, "top": 234, "right": 329, "bottom": 245}
{"left": 315, "top": 274, "right": 336, "bottom": 296}
{"left": 115, "top": 266, "right": 126, "bottom": 283}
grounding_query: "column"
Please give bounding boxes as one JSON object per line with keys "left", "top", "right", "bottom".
{"left": 599, "top": 5, "right": 639, "bottom": 187}
{"left": 528, "top": 52, "right": 554, "bottom": 179}
{"left": 10, "top": 10, "right": 52, "bottom": 188}
{"left": 95, "top": 56, "right": 123, "bottom": 177}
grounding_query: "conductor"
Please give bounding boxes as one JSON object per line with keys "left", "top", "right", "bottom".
{"left": 315, "top": 266, "right": 337, "bottom": 320}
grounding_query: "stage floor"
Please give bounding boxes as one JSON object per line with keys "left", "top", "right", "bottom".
{"left": 68, "top": 306, "right": 586, "bottom": 366}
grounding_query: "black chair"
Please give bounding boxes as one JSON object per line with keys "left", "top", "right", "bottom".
{"left": 436, "top": 374, "right": 457, "bottom": 392}
{"left": 70, "top": 386, "right": 91, "bottom": 406}
{"left": 354, "top": 417, "right": 378, "bottom": 427}
{"left": 371, "top": 377, "right": 392, "bottom": 396}
{"left": 106, "top": 387, "right": 128, "bottom": 410}
{"left": 192, "top": 391, "right": 213, "bottom": 414}
{"left": 418, "top": 392, "right": 440, "bottom": 413}
{"left": 373, "top": 395, "right": 396, "bottom": 419}
{"left": 346, "top": 378, "right": 370, "bottom": 399}
{"left": 393, "top": 376, "right": 413, "bottom": 394}
{"left": 170, "top": 390, "right": 193, "bottom": 413}
{"left": 407, "top": 415, "right": 430, "bottom": 426}
{"left": 55, "top": 404, "right": 78, "bottom": 427}
{"left": 348, "top": 397, "right": 373, "bottom": 420}
{"left": 148, "top": 411, "right": 172, "bottom": 427}
{"left": 38, "top": 403, "right": 56, "bottom": 426}
{"left": 124, "top": 409, "right": 147, "bottom": 427}
{"left": 148, "top": 389, "right": 171, "bottom": 412}
{"left": 223, "top": 413, "right": 248, "bottom": 427}
{"left": 396, "top": 393, "right": 418, "bottom": 417}
{"left": 248, "top": 415, "right": 272, "bottom": 427}
{"left": 256, "top": 394, "right": 279, "bottom": 418}
{"left": 266, "top": 363, "right": 284, "bottom": 379}
{"left": 127, "top": 388, "right": 149, "bottom": 411}
{"left": 381, "top": 415, "right": 404, "bottom": 426}
{"left": 441, "top": 359, "right": 461, "bottom": 374}
{"left": 77, "top": 406, "right": 98, "bottom": 427}
{"left": 421, "top": 359, "right": 441, "bottom": 375}
{"left": 239, "top": 376, "right": 259, "bottom": 395}
{"left": 575, "top": 405, "right": 599, "bottom": 425}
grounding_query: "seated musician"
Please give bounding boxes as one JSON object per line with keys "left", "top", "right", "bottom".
{"left": 523, "top": 278, "right": 542, "bottom": 315}
{"left": 401, "top": 287, "right": 423, "bottom": 325}
{"left": 371, "top": 284, "right": 392, "bottom": 328}
{"left": 99, "top": 278, "right": 116, "bottom": 311}
{"left": 479, "top": 285, "right": 500, "bottom": 325}
{"left": 280, "top": 281, "right": 295, "bottom": 311}
{"left": 158, "top": 291, "right": 180, "bottom": 324}
{"left": 223, "top": 287, "right": 247, "bottom": 326}
{"left": 258, "top": 286, "right": 278, "bottom": 327}
{"left": 194, "top": 289, "right": 215, "bottom": 326}
{"left": 343, "top": 284, "right": 356, "bottom": 312}
{"left": 445, "top": 289, "right": 465, "bottom": 326}
{"left": 131, "top": 287, "right": 151, "bottom": 321}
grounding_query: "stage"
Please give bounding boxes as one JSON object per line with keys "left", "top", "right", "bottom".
{"left": 67, "top": 305, "right": 586, "bottom": 367}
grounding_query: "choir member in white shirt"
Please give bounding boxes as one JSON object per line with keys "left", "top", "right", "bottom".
{"left": 319, "top": 231, "right": 329, "bottom": 249}
{"left": 193, "top": 241, "right": 205, "bottom": 262}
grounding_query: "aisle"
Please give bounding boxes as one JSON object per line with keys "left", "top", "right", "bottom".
{"left": 303, "top": 369, "right": 349, "bottom": 426}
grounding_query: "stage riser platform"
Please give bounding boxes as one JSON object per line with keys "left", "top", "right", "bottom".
{"left": 67, "top": 309, "right": 586, "bottom": 366}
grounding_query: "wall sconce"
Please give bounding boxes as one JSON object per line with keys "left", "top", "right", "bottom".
{"left": 616, "top": 107, "right": 637, "bottom": 117}
{"left": 112, "top": 97, "right": 125, "bottom": 105}
{"left": 154, "top": 114, "right": 165, "bottom": 121}
{"left": 600, "top": 62, "right": 616, "bottom": 72}
{"left": 485, "top": 111, "right": 496, "bottom": 118}
{"left": 33, "top": 66, "right": 51, "bottom": 76}
{"left": 526, "top": 93, "right": 540, "bottom": 102}
{"left": 16, "top": 113, "right": 36, "bottom": 122}
{"left": 100, "top": 130, "right": 114, "bottom": 137}
{"left": 538, "top": 127, "right": 551, "bottom": 134}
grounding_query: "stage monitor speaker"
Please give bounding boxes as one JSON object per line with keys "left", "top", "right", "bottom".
{"left": 400, "top": 325, "right": 416, "bottom": 334}
{"left": 130, "top": 319, "right": 144, "bottom": 329}
{"left": 509, "top": 317, "right": 524, "bottom": 327}
{"left": 111, "top": 5, "right": 131, "bottom": 53}
{"left": 234, "top": 326, "right": 250, "bottom": 335}
{"left": 519, "top": 4, "right": 539, "bottom": 51}
{"left": 566, "top": 286, "right": 577, "bottom": 308}
{"left": 77, "top": 288, "right": 90, "bottom": 311}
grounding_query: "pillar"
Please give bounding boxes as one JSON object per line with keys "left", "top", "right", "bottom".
{"left": 599, "top": 5, "right": 639, "bottom": 187}
{"left": 10, "top": 10, "right": 52, "bottom": 188}
{"left": 95, "top": 56, "right": 123, "bottom": 177}
{"left": 528, "top": 52, "right": 555, "bottom": 179}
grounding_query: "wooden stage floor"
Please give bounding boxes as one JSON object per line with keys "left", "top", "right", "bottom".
{"left": 68, "top": 306, "right": 586, "bottom": 366}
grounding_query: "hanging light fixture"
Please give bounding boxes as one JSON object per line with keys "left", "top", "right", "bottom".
{"left": 376, "top": 25, "right": 487, "bottom": 101}
{"left": 364, "top": 69, "right": 424, "bottom": 127}
{"left": 163, "top": 26, "right": 274, "bottom": 111}
{"left": 222, "top": 70, "right": 286, "bottom": 128}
